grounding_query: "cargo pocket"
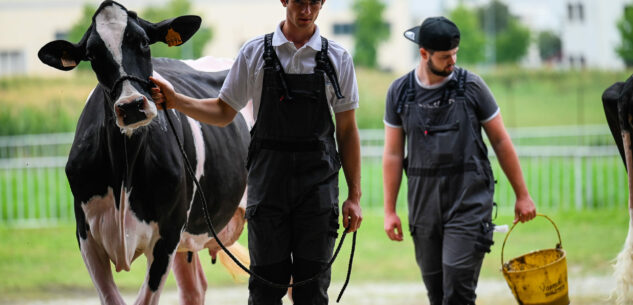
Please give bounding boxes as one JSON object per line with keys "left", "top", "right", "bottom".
{"left": 474, "top": 220, "right": 495, "bottom": 254}
{"left": 329, "top": 205, "right": 340, "bottom": 238}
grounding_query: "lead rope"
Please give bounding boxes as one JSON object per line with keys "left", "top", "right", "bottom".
{"left": 160, "top": 104, "right": 357, "bottom": 300}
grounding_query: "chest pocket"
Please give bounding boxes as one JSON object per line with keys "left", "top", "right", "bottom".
{"left": 416, "top": 101, "right": 462, "bottom": 165}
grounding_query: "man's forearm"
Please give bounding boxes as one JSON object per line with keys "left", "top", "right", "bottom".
{"left": 176, "top": 95, "right": 237, "bottom": 127}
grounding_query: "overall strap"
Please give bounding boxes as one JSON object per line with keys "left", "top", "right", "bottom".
{"left": 263, "top": 33, "right": 293, "bottom": 101}
{"left": 395, "top": 70, "right": 416, "bottom": 114}
{"left": 315, "top": 37, "right": 345, "bottom": 99}
{"left": 456, "top": 67, "right": 467, "bottom": 97}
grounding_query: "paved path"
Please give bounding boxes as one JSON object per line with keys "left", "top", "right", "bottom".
{"left": 10, "top": 276, "right": 615, "bottom": 305}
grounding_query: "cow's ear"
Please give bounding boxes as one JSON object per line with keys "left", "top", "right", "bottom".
{"left": 38, "top": 40, "right": 85, "bottom": 71}
{"left": 142, "top": 15, "right": 201, "bottom": 47}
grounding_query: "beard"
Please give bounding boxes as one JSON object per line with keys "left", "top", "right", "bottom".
{"left": 427, "top": 58, "right": 453, "bottom": 77}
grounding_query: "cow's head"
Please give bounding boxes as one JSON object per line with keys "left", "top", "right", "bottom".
{"left": 38, "top": 0, "right": 200, "bottom": 134}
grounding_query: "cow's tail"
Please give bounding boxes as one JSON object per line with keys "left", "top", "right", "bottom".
{"left": 613, "top": 130, "right": 633, "bottom": 305}
{"left": 613, "top": 220, "right": 633, "bottom": 305}
{"left": 217, "top": 241, "right": 250, "bottom": 282}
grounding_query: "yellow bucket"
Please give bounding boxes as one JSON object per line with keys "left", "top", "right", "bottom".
{"left": 501, "top": 214, "right": 570, "bottom": 305}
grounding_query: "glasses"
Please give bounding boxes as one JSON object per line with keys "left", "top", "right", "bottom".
{"left": 291, "top": 0, "right": 323, "bottom": 6}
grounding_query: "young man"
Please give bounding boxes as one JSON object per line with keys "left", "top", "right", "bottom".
{"left": 151, "top": 0, "right": 362, "bottom": 304}
{"left": 382, "top": 16, "right": 536, "bottom": 304}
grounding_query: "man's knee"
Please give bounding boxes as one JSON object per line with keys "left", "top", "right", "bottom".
{"left": 291, "top": 257, "right": 331, "bottom": 305}
{"left": 443, "top": 264, "right": 478, "bottom": 305}
{"left": 248, "top": 259, "right": 291, "bottom": 305}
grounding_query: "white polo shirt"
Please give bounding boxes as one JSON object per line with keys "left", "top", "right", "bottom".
{"left": 219, "top": 22, "right": 359, "bottom": 118}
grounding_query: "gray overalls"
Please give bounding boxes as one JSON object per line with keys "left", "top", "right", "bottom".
{"left": 398, "top": 68, "right": 495, "bottom": 305}
{"left": 245, "top": 33, "right": 343, "bottom": 305}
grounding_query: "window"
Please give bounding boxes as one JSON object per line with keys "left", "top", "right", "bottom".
{"left": 55, "top": 31, "right": 68, "bottom": 41}
{"left": 577, "top": 3, "right": 584, "bottom": 21}
{"left": 567, "top": 2, "right": 585, "bottom": 22}
{"left": 333, "top": 23, "right": 355, "bottom": 35}
{"left": 0, "top": 50, "right": 26, "bottom": 77}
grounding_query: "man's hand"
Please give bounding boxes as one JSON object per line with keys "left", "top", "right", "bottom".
{"left": 384, "top": 211, "right": 403, "bottom": 241}
{"left": 342, "top": 199, "right": 362, "bottom": 233}
{"left": 149, "top": 76, "right": 177, "bottom": 110}
{"left": 514, "top": 195, "right": 537, "bottom": 224}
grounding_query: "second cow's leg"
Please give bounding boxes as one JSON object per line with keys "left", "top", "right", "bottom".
{"left": 173, "top": 251, "right": 208, "bottom": 305}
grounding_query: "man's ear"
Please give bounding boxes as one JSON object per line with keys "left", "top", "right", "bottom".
{"left": 419, "top": 48, "right": 430, "bottom": 60}
{"left": 38, "top": 40, "right": 86, "bottom": 71}
{"left": 140, "top": 15, "right": 201, "bottom": 47}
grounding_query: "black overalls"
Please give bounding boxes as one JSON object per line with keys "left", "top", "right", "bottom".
{"left": 245, "top": 33, "right": 343, "bottom": 305}
{"left": 398, "top": 68, "right": 495, "bottom": 305}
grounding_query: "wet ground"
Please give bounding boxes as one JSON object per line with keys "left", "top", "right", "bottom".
{"left": 8, "top": 276, "right": 615, "bottom": 305}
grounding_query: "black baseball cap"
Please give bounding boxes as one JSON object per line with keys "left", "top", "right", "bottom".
{"left": 404, "top": 16, "right": 460, "bottom": 51}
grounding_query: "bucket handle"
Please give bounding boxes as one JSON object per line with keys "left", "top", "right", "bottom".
{"left": 501, "top": 213, "right": 563, "bottom": 267}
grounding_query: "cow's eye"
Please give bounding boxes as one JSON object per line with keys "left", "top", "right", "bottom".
{"left": 140, "top": 39, "right": 149, "bottom": 50}
{"left": 85, "top": 52, "right": 95, "bottom": 61}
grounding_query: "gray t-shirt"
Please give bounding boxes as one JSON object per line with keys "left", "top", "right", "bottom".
{"left": 384, "top": 67, "right": 499, "bottom": 128}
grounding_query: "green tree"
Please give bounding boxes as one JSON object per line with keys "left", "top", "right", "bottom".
{"left": 477, "top": 0, "right": 530, "bottom": 64}
{"left": 537, "top": 31, "right": 561, "bottom": 62}
{"left": 66, "top": 0, "right": 211, "bottom": 63}
{"left": 449, "top": 5, "right": 486, "bottom": 65}
{"left": 616, "top": 5, "right": 633, "bottom": 67}
{"left": 352, "top": 0, "right": 390, "bottom": 68}
{"left": 495, "top": 19, "right": 530, "bottom": 63}
{"left": 141, "top": 0, "right": 212, "bottom": 59}
{"left": 67, "top": 4, "right": 97, "bottom": 71}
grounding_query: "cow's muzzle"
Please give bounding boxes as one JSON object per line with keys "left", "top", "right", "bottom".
{"left": 116, "top": 96, "right": 148, "bottom": 125}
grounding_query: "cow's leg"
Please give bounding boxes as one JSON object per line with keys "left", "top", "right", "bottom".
{"left": 134, "top": 238, "right": 177, "bottom": 305}
{"left": 614, "top": 130, "right": 633, "bottom": 305}
{"left": 173, "top": 251, "right": 208, "bottom": 305}
{"left": 79, "top": 233, "right": 126, "bottom": 305}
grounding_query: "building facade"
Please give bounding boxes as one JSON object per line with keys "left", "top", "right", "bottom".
{"left": 561, "top": 0, "right": 628, "bottom": 69}
{"left": 2, "top": 0, "right": 626, "bottom": 77}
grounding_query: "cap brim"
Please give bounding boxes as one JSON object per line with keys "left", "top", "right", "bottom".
{"left": 403, "top": 26, "right": 420, "bottom": 44}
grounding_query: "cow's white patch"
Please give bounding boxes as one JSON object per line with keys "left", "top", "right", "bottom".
{"left": 181, "top": 56, "right": 234, "bottom": 72}
{"left": 81, "top": 185, "right": 160, "bottom": 273}
{"left": 183, "top": 117, "right": 206, "bottom": 218}
{"left": 95, "top": 5, "right": 127, "bottom": 73}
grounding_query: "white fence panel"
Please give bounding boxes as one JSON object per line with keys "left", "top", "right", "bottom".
{"left": 0, "top": 126, "right": 628, "bottom": 226}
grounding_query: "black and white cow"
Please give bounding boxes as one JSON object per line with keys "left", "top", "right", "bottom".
{"left": 38, "top": 1, "right": 250, "bottom": 304}
{"left": 603, "top": 75, "right": 633, "bottom": 305}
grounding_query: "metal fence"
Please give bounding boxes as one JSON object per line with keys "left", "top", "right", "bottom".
{"left": 0, "top": 125, "right": 627, "bottom": 226}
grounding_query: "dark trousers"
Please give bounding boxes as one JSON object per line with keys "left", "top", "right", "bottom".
{"left": 411, "top": 222, "right": 493, "bottom": 305}
{"left": 245, "top": 185, "right": 339, "bottom": 305}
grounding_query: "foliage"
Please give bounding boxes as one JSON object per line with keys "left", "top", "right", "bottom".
{"left": 141, "top": 0, "right": 212, "bottom": 59}
{"left": 352, "top": 0, "right": 390, "bottom": 68}
{"left": 477, "top": 0, "right": 531, "bottom": 64}
{"left": 616, "top": 6, "right": 633, "bottom": 67}
{"left": 537, "top": 30, "right": 562, "bottom": 62}
{"left": 449, "top": 5, "right": 486, "bottom": 65}
{"left": 66, "top": 4, "right": 97, "bottom": 71}
{"left": 495, "top": 19, "right": 531, "bottom": 64}
{"left": 65, "top": 0, "right": 212, "bottom": 63}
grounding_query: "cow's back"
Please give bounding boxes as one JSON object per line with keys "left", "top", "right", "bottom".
{"left": 152, "top": 57, "right": 249, "bottom": 235}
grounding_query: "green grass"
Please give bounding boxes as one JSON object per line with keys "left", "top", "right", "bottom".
{"left": 0, "top": 208, "right": 628, "bottom": 301}
{"left": 1, "top": 67, "right": 632, "bottom": 134}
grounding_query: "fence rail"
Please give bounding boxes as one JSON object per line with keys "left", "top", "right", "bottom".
{"left": 0, "top": 125, "right": 628, "bottom": 226}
